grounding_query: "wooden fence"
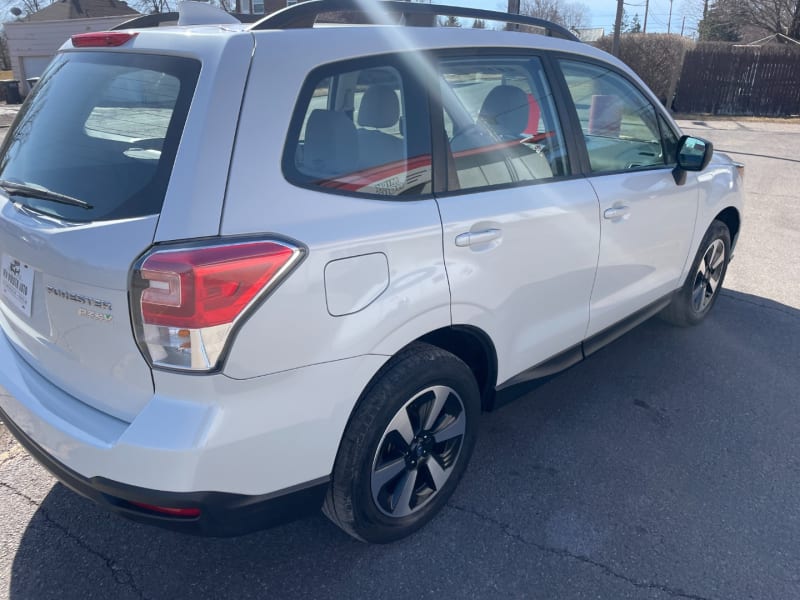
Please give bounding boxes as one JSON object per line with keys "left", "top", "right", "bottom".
{"left": 673, "top": 44, "right": 800, "bottom": 117}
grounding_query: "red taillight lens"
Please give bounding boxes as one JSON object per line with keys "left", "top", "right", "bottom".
{"left": 129, "top": 501, "right": 201, "bottom": 518}
{"left": 140, "top": 242, "right": 295, "bottom": 329}
{"left": 132, "top": 239, "right": 304, "bottom": 371}
{"left": 71, "top": 32, "right": 138, "bottom": 48}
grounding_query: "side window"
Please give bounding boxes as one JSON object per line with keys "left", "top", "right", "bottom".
{"left": 286, "top": 63, "right": 432, "bottom": 198}
{"left": 560, "top": 60, "right": 669, "bottom": 173}
{"left": 439, "top": 56, "right": 569, "bottom": 192}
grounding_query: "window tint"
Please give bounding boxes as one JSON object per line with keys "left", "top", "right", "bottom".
{"left": 287, "top": 63, "right": 431, "bottom": 198}
{"left": 560, "top": 60, "right": 668, "bottom": 173}
{"left": 0, "top": 52, "right": 199, "bottom": 222}
{"left": 439, "top": 57, "right": 568, "bottom": 192}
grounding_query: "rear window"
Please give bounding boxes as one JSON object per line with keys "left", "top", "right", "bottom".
{"left": 0, "top": 52, "right": 200, "bottom": 222}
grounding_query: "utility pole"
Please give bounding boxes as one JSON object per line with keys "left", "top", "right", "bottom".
{"left": 667, "top": 0, "right": 673, "bottom": 33}
{"left": 508, "top": 0, "right": 520, "bottom": 30}
{"left": 680, "top": 15, "right": 686, "bottom": 35}
{"left": 643, "top": 0, "right": 649, "bottom": 32}
{"left": 612, "top": 0, "right": 624, "bottom": 56}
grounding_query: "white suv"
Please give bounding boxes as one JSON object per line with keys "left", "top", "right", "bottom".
{"left": 0, "top": 1, "right": 743, "bottom": 542}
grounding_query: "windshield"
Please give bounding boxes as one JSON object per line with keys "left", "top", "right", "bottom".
{"left": 0, "top": 51, "right": 200, "bottom": 222}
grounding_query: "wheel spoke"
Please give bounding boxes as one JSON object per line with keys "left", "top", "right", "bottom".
{"left": 692, "top": 281, "right": 705, "bottom": 310}
{"left": 433, "top": 411, "right": 465, "bottom": 444}
{"left": 391, "top": 470, "right": 418, "bottom": 516}
{"left": 709, "top": 243, "right": 725, "bottom": 269}
{"left": 387, "top": 407, "right": 415, "bottom": 447}
{"left": 707, "top": 273, "right": 719, "bottom": 294}
{"left": 699, "top": 250, "right": 709, "bottom": 270}
{"left": 704, "top": 246, "right": 716, "bottom": 273}
{"left": 371, "top": 457, "right": 406, "bottom": 496}
{"left": 423, "top": 386, "right": 451, "bottom": 431}
{"left": 424, "top": 455, "right": 451, "bottom": 491}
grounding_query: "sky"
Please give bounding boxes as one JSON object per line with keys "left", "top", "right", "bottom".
{"left": 449, "top": 0, "right": 700, "bottom": 36}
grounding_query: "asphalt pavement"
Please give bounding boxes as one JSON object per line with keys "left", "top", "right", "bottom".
{"left": 1, "top": 112, "right": 799, "bottom": 600}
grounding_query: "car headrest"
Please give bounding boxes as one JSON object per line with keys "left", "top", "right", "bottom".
{"left": 479, "top": 85, "right": 530, "bottom": 137}
{"left": 357, "top": 85, "right": 400, "bottom": 129}
{"left": 302, "top": 109, "right": 358, "bottom": 177}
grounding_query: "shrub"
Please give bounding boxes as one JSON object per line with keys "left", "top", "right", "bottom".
{"left": 596, "top": 34, "right": 694, "bottom": 106}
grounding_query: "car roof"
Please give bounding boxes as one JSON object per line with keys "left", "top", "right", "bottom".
{"left": 114, "top": 23, "right": 617, "bottom": 65}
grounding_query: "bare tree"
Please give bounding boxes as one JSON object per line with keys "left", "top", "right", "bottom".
{"left": 3, "top": 0, "right": 49, "bottom": 17}
{"left": 438, "top": 15, "right": 461, "bottom": 27}
{"left": 558, "top": 1, "right": 590, "bottom": 28}
{"left": 698, "top": 0, "right": 800, "bottom": 41}
{"left": 128, "top": 0, "right": 173, "bottom": 14}
{"left": 520, "top": 0, "right": 590, "bottom": 29}
{"left": 741, "top": 0, "right": 800, "bottom": 39}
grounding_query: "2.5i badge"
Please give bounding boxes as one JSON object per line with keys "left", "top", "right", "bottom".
{"left": 1, "top": 254, "right": 34, "bottom": 317}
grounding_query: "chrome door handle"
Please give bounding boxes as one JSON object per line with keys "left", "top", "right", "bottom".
{"left": 455, "top": 228, "right": 502, "bottom": 247}
{"left": 603, "top": 206, "right": 630, "bottom": 220}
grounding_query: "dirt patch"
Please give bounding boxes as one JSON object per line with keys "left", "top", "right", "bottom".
{"left": 0, "top": 423, "right": 22, "bottom": 466}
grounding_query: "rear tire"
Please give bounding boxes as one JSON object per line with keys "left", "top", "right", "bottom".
{"left": 323, "top": 342, "right": 480, "bottom": 543}
{"left": 661, "top": 220, "right": 731, "bottom": 327}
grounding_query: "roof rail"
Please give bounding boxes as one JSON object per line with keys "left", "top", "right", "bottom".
{"left": 249, "top": 0, "right": 580, "bottom": 42}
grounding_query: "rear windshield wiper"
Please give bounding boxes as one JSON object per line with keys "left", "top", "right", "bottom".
{"left": 0, "top": 179, "right": 93, "bottom": 210}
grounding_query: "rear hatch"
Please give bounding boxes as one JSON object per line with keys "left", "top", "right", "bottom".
{"left": 0, "top": 49, "right": 200, "bottom": 422}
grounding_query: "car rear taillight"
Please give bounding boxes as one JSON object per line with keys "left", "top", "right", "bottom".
{"left": 71, "top": 32, "right": 138, "bottom": 48}
{"left": 131, "top": 239, "right": 304, "bottom": 372}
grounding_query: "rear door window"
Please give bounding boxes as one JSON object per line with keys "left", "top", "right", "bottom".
{"left": 0, "top": 52, "right": 200, "bottom": 222}
{"left": 284, "top": 59, "right": 432, "bottom": 198}
{"left": 438, "top": 56, "right": 569, "bottom": 192}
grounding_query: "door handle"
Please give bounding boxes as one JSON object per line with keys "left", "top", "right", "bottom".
{"left": 455, "top": 228, "right": 502, "bottom": 247}
{"left": 603, "top": 206, "right": 630, "bottom": 220}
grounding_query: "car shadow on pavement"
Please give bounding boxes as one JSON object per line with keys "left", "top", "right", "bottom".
{"left": 7, "top": 290, "right": 800, "bottom": 600}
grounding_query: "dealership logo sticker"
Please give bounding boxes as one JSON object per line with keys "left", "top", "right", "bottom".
{"left": 1, "top": 255, "right": 34, "bottom": 317}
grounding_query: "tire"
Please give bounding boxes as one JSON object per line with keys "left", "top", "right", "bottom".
{"left": 661, "top": 219, "right": 731, "bottom": 327}
{"left": 323, "top": 342, "right": 480, "bottom": 543}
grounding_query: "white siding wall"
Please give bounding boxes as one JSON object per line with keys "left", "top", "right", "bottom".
{"left": 5, "top": 16, "right": 135, "bottom": 94}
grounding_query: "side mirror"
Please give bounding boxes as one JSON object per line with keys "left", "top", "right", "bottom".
{"left": 673, "top": 135, "right": 713, "bottom": 185}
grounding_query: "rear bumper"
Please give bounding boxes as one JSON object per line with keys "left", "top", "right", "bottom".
{"left": 0, "top": 325, "right": 388, "bottom": 535}
{"left": 0, "top": 402, "right": 327, "bottom": 536}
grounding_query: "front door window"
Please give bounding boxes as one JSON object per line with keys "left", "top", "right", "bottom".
{"left": 560, "top": 60, "right": 671, "bottom": 173}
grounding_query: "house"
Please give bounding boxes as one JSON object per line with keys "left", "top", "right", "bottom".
{"left": 237, "top": 0, "right": 296, "bottom": 16}
{"left": 26, "top": 0, "right": 137, "bottom": 21}
{"left": 5, "top": 0, "right": 139, "bottom": 94}
{"left": 573, "top": 27, "right": 604, "bottom": 43}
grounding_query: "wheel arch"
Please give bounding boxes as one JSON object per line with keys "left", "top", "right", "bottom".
{"left": 418, "top": 325, "right": 498, "bottom": 411}
{"left": 714, "top": 206, "right": 741, "bottom": 250}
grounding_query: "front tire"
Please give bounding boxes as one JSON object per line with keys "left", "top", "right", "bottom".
{"left": 661, "top": 219, "right": 731, "bottom": 327}
{"left": 323, "top": 342, "right": 480, "bottom": 543}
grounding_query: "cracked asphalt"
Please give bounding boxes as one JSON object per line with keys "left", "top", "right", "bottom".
{"left": 1, "top": 112, "right": 799, "bottom": 600}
